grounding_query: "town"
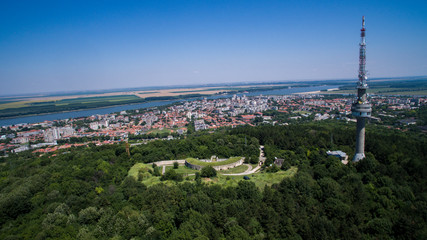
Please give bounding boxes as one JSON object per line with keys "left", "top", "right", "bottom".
{"left": 1, "top": 93, "right": 425, "bottom": 156}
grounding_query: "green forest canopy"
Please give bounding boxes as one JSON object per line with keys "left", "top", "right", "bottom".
{"left": 0, "top": 122, "right": 426, "bottom": 239}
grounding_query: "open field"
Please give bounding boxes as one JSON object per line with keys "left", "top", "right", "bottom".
{"left": 0, "top": 95, "right": 146, "bottom": 119}
{"left": 322, "top": 78, "right": 427, "bottom": 96}
{"left": 0, "top": 95, "right": 141, "bottom": 110}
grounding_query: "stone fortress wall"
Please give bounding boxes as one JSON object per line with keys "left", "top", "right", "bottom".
{"left": 185, "top": 157, "right": 244, "bottom": 171}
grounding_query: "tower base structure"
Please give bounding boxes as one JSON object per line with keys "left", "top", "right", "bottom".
{"left": 352, "top": 117, "right": 367, "bottom": 162}
{"left": 353, "top": 153, "right": 365, "bottom": 162}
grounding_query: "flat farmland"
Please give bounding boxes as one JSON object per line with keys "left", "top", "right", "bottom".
{"left": 0, "top": 82, "right": 317, "bottom": 118}
{"left": 0, "top": 95, "right": 145, "bottom": 119}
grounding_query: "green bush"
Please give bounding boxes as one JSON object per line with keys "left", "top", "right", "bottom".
{"left": 161, "top": 169, "right": 183, "bottom": 182}
{"left": 200, "top": 166, "right": 217, "bottom": 178}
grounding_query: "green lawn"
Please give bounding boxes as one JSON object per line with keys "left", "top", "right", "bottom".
{"left": 218, "top": 165, "right": 249, "bottom": 174}
{"left": 165, "top": 165, "right": 199, "bottom": 175}
{"left": 186, "top": 157, "right": 242, "bottom": 167}
{"left": 147, "top": 129, "right": 172, "bottom": 135}
{"left": 210, "top": 167, "right": 298, "bottom": 189}
{"left": 128, "top": 163, "right": 154, "bottom": 178}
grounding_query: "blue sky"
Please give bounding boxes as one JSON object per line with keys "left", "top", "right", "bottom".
{"left": 1, "top": 0, "right": 426, "bottom": 95}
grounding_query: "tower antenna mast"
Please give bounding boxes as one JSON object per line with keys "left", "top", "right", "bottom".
{"left": 351, "top": 16, "right": 372, "bottom": 162}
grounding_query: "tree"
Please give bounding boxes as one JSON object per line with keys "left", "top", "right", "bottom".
{"left": 195, "top": 172, "right": 202, "bottom": 185}
{"left": 200, "top": 166, "right": 217, "bottom": 178}
{"left": 173, "top": 161, "right": 179, "bottom": 169}
{"left": 153, "top": 166, "right": 161, "bottom": 176}
{"left": 161, "top": 169, "right": 183, "bottom": 182}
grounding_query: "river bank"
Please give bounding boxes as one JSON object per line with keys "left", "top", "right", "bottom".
{"left": 0, "top": 85, "right": 340, "bottom": 127}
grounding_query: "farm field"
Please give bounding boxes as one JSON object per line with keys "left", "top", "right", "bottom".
{"left": 325, "top": 78, "right": 427, "bottom": 96}
{"left": 0, "top": 95, "right": 142, "bottom": 110}
{"left": 0, "top": 95, "right": 145, "bottom": 118}
{"left": 326, "top": 88, "right": 427, "bottom": 96}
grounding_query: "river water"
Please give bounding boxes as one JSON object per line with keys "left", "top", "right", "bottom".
{"left": 0, "top": 85, "right": 340, "bottom": 126}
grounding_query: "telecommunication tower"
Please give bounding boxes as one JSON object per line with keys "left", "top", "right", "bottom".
{"left": 351, "top": 16, "right": 372, "bottom": 162}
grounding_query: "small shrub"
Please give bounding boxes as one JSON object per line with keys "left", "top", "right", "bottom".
{"left": 161, "top": 169, "right": 183, "bottom": 182}
{"left": 201, "top": 166, "right": 217, "bottom": 178}
{"left": 281, "top": 161, "right": 291, "bottom": 171}
{"left": 266, "top": 164, "right": 280, "bottom": 173}
{"left": 153, "top": 167, "right": 161, "bottom": 176}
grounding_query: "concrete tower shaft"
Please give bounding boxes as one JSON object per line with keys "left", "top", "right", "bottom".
{"left": 352, "top": 16, "right": 372, "bottom": 162}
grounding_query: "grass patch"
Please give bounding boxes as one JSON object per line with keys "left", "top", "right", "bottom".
{"left": 206, "top": 166, "right": 298, "bottom": 189}
{"left": 128, "top": 163, "right": 154, "bottom": 178}
{"left": 0, "top": 100, "right": 35, "bottom": 110}
{"left": 128, "top": 162, "right": 196, "bottom": 187}
{"left": 293, "top": 110, "right": 311, "bottom": 115}
{"left": 165, "top": 165, "right": 199, "bottom": 175}
{"left": 250, "top": 163, "right": 260, "bottom": 168}
{"left": 147, "top": 129, "right": 172, "bottom": 135}
{"left": 218, "top": 165, "right": 249, "bottom": 174}
{"left": 186, "top": 157, "right": 242, "bottom": 167}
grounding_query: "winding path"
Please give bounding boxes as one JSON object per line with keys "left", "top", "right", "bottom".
{"left": 222, "top": 145, "right": 265, "bottom": 176}
{"left": 148, "top": 145, "right": 266, "bottom": 176}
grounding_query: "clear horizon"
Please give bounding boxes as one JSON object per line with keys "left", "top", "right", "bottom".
{"left": 1, "top": 0, "right": 427, "bottom": 95}
{"left": 1, "top": 76, "right": 424, "bottom": 98}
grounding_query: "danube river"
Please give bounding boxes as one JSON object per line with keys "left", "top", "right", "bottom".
{"left": 0, "top": 85, "right": 340, "bottom": 126}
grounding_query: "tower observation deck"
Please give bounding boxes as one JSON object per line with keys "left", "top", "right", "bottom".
{"left": 351, "top": 16, "right": 372, "bottom": 162}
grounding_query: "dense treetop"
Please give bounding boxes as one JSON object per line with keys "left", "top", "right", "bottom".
{"left": 0, "top": 122, "right": 426, "bottom": 239}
